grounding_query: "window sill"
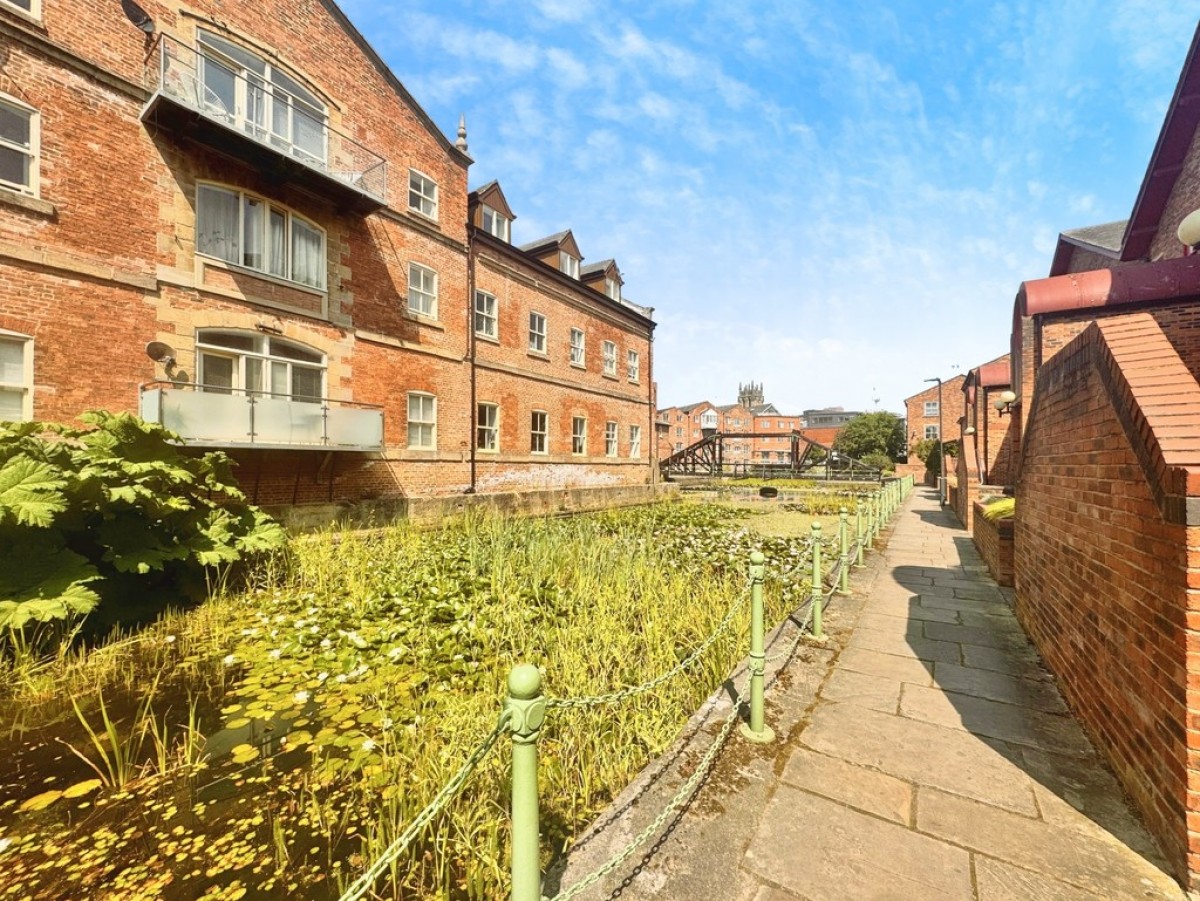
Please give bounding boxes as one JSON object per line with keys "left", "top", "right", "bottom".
{"left": 404, "top": 310, "right": 444, "bottom": 330}
{"left": 406, "top": 445, "right": 438, "bottom": 452}
{"left": 476, "top": 448, "right": 499, "bottom": 455}
{"left": 527, "top": 349, "right": 549, "bottom": 360}
{"left": 198, "top": 255, "right": 326, "bottom": 296}
{"left": 628, "top": 379, "right": 640, "bottom": 386}
{"left": 0, "top": 4, "right": 43, "bottom": 28}
{"left": 602, "top": 372, "right": 618, "bottom": 381}
{"left": 475, "top": 332, "right": 500, "bottom": 345}
{"left": 407, "top": 207, "right": 440, "bottom": 226}
{"left": 0, "top": 185, "right": 54, "bottom": 217}
{"left": 570, "top": 362, "right": 586, "bottom": 371}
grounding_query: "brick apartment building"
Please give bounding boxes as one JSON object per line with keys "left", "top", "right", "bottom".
{"left": 656, "top": 383, "right": 857, "bottom": 466}
{"left": 0, "top": 0, "right": 656, "bottom": 510}
{"left": 902, "top": 374, "right": 966, "bottom": 451}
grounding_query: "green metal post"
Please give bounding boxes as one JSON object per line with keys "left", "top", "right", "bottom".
{"left": 740, "top": 551, "right": 775, "bottom": 743}
{"left": 810, "top": 522, "right": 824, "bottom": 640}
{"left": 838, "top": 507, "right": 850, "bottom": 594}
{"left": 855, "top": 501, "right": 865, "bottom": 567}
{"left": 506, "top": 665, "right": 545, "bottom": 901}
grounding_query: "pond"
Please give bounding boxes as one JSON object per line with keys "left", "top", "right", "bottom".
{"left": 0, "top": 499, "right": 846, "bottom": 899}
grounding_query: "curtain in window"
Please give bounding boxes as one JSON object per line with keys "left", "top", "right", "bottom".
{"left": 197, "top": 186, "right": 240, "bottom": 264}
{"left": 291, "top": 219, "right": 323, "bottom": 287}
{"left": 268, "top": 209, "right": 286, "bottom": 278}
{"left": 243, "top": 197, "right": 264, "bottom": 269}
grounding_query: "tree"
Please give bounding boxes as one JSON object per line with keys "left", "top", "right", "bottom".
{"left": 832, "top": 412, "right": 906, "bottom": 461}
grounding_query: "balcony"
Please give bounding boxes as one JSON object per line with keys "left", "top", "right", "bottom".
{"left": 140, "top": 382, "right": 384, "bottom": 451}
{"left": 142, "top": 35, "right": 387, "bottom": 212}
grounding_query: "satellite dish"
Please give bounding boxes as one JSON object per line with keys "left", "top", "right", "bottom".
{"left": 145, "top": 341, "right": 177, "bottom": 367}
{"left": 121, "top": 0, "right": 155, "bottom": 34}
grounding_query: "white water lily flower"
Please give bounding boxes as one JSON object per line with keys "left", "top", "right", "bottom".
{"left": 317, "top": 672, "right": 329, "bottom": 682}
{"left": 335, "top": 674, "right": 348, "bottom": 683}
{"left": 380, "top": 717, "right": 394, "bottom": 730}
{"left": 0, "top": 838, "right": 10, "bottom": 853}
{"left": 269, "top": 649, "right": 282, "bottom": 660}
{"left": 164, "top": 635, "right": 177, "bottom": 644}
{"left": 293, "top": 690, "right": 310, "bottom": 704}
{"left": 223, "top": 654, "right": 236, "bottom": 666}
{"left": 361, "top": 738, "right": 376, "bottom": 751}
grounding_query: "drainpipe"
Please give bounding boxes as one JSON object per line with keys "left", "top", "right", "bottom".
{"left": 466, "top": 228, "right": 477, "bottom": 494}
{"left": 647, "top": 313, "right": 656, "bottom": 486}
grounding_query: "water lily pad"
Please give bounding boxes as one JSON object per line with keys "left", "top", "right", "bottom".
{"left": 230, "top": 744, "right": 260, "bottom": 764}
{"left": 61, "top": 779, "right": 101, "bottom": 799}
{"left": 19, "top": 790, "right": 63, "bottom": 811}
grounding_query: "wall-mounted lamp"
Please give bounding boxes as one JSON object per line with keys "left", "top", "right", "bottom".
{"left": 1178, "top": 208, "right": 1200, "bottom": 249}
{"left": 993, "top": 390, "right": 1017, "bottom": 417}
{"left": 964, "top": 426, "right": 976, "bottom": 436}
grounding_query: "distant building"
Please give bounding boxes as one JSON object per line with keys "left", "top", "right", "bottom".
{"left": 903, "top": 376, "right": 967, "bottom": 452}
{"left": 802, "top": 407, "right": 861, "bottom": 428}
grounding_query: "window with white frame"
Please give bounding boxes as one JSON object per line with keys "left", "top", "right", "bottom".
{"left": 530, "top": 410, "right": 547, "bottom": 454}
{"left": 197, "top": 30, "right": 327, "bottom": 165}
{"left": 196, "top": 184, "right": 325, "bottom": 289}
{"left": 1, "top": 0, "right": 37, "bottom": 16}
{"left": 196, "top": 329, "right": 324, "bottom": 401}
{"left": 528, "top": 312, "right": 546, "bottom": 354}
{"left": 571, "top": 416, "right": 587, "bottom": 455}
{"left": 924, "top": 401, "right": 939, "bottom": 416}
{"left": 604, "top": 277, "right": 620, "bottom": 301}
{"left": 559, "top": 251, "right": 579, "bottom": 279}
{"left": 481, "top": 204, "right": 509, "bottom": 241}
{"left": 474, "top": 290, "right": 497, "bottom": 339}
{"left": 0, "top": 331, "right": 32, "bottom": 421}
{"left": 674, "top": 442, "right": 682, "bottom": 452}
{"left": 569, "top": 328, "right": 585, "bottom": 366}
{"left": 407, "top": 392, "right": 436, "bottom": 449}
{"left": 925, "top": 424, "right": 939, "bottom": 440}
{"left": 627, "top": 349, "right": 640, "bottom": 382}
{"left": 408, "top": 169, "right": 438, "bottom": 219}
{"left": 629, "top": 424, "right": 641, "bottom": 458}
{"left": 407, "top": 263, "right": 437, "bottom": 317}
{"left": 0, "top": 96, "right": 37, "bottom": 196}
{"left": 477, "top": 402, "right": 499, "bottom": 451}
{"left": 602, "top": 341, "right": 617, "bottom": 376}
{"left": 605, "top": 421, "right": 618, "bottom": 456}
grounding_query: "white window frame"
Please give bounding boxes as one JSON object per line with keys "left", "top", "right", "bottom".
{"left": 559, "top": 251, "right": 579, "bottom": 279}
{"left": 569, "top": 328, "right": 585, "bottom": 367}
{"left": 604, "top": 277, "right": 620, "bottom": 301}
{"left": 482, "top": 204, "right": 509, "bottom": 241}
{"left": 477, "top": 402, "right": 499, "bottom": 452}
{"left": 528, "top": 311, "right": 547, "bottom": 354}
{"left": 0, "top": 0, "right": 40, "bottom": 21}
{"left": 195, "top": 182, "right": 326, "bottom": 289}
{"left": 407, "top": 263, "right": 438, "bottom": 318}
{"left": 530, "top": 410, "right": 548, "bottom": 454}
{"left": 407, "top": 392, "right": 436, "bottom": 449}
{"left": 605, "top": 421, "right": 618, "bottom": 457}
{"left": 602, "top": 340, "right": 617, "bottom": 376}
{"left": 409, "top": 169, "right": 438, "bottom": 220}
{"left": 571, "top": 416, "right": 587, "bottom": 455}
{"left": 0, "top": 94, "right": 38, "bottom": 197}
{"left": 627, "top": 349, "right": 640, "bottom": 383}
{"left": 924, "top": 401, "right": 939, "bottom": 416}
{"left": 195, "top": 329, "right": 325, "bottom": 401}
{"left": 474, "top": 290, "right": 498, "bottom": 339}
{"left": 629, "top": 424, "right": 641, "bottom": 458}
{"left": 925, "top": 424, "right": 940, "bottom": 440}
{"left": 0, "top": 330, "right": 33, "bottom": 421}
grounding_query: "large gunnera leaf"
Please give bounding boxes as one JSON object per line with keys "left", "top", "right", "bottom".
{"left": 0, "top": 456, "right": 67, "bottom": 528}
{"left": 0, "top": 536, "right": 100, "bottom": 629}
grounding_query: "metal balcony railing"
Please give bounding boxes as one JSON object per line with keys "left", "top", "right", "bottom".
{"left": 140, "top": 382, "right": 384, "bottom": 451}
{"left": 143, "top": 34, "right": 387, "bottom": 209}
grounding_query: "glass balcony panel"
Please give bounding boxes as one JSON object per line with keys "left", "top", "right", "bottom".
{"left": 327, "top": 406, "right": 383, "bottom": 448}
{"left": 254, "top": 396, "right": 324, "bottom": 444}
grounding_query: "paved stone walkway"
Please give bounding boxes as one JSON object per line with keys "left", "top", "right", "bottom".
{"left": 556, "top": 487, "right": 1189, "bottom": 900}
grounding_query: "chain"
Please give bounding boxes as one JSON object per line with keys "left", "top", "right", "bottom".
{"left": 337, "top": 711, "right": 511, "bottom": 901}
{"left": 550, "top": 677, "right": 751, "bottom": 900}
{"left": 546, "top": 584, "right": 751, "bottom": 710}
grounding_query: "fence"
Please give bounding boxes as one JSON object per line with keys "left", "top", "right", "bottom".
{"left": 338, "top": 476, "right": 914, "bottom": 901}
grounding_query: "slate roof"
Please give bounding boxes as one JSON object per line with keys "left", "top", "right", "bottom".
{"left": 1061, "top": 220, "right": 1127, "bottom": 254}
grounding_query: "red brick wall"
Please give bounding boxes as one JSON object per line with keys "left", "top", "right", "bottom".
{"left": 904, "top": 374, "right": 965, "bottom": 451}
{"left": 971, "top": 502, "right": 1012, "bottom": 586}
{"left": 1015, "top": 322, "right": 1193, "bottom": 884}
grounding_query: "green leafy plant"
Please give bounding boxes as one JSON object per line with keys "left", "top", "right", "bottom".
{"left": 980, "top": 497, "right": 1015, "bottom": 521}
{"left": 0, "top": 412, "right": 286, "bottom": 642}
{"left": 833, "top": 411, "right": 906, "bottom": 461}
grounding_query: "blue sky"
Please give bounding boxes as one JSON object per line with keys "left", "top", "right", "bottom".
{"left": 340, "top": 0, "right": 1196, "bottom": 415}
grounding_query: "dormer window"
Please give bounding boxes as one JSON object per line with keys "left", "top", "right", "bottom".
{"left": 197, "top": 30, "right": 327, "bottom": 165}
{"left": 605, "top": 278, "right": 620, "bottom": 302}
{"left": 482, "top": 204, "right": 510, "bottom": 241}
{"left": 559, "top": 252, "right": 579, "bottom": 279}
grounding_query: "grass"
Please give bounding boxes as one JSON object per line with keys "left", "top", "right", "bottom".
{"left": 0, "top": 497, "right": 856, "bottom": 899}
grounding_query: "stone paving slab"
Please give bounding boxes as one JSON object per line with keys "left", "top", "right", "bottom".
{"left": 837, "top": 646, "right": 935, "bottom": 685}
{"left": 743, "top": 787, "right": 974, "bottom": 901}
{"left": 916, "top": 786, "right": 1182, "bottom": 898}
{"left": 898, "top": 684, "right": 1093, "bottom": 757}
{"left": 779, "top": 747, "right": 912, "bottom": 825}
{"left": 820, "top": 666, "right": 902, "bottom": 713}
{"left": 930, "top": 661, "right": 1067, "bottom": 713}
{"left": 847, "top": 625, "right": 963, "bottom": 664}
{"left": 974, "top": 857, "right": 1108, "bottom": 901}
